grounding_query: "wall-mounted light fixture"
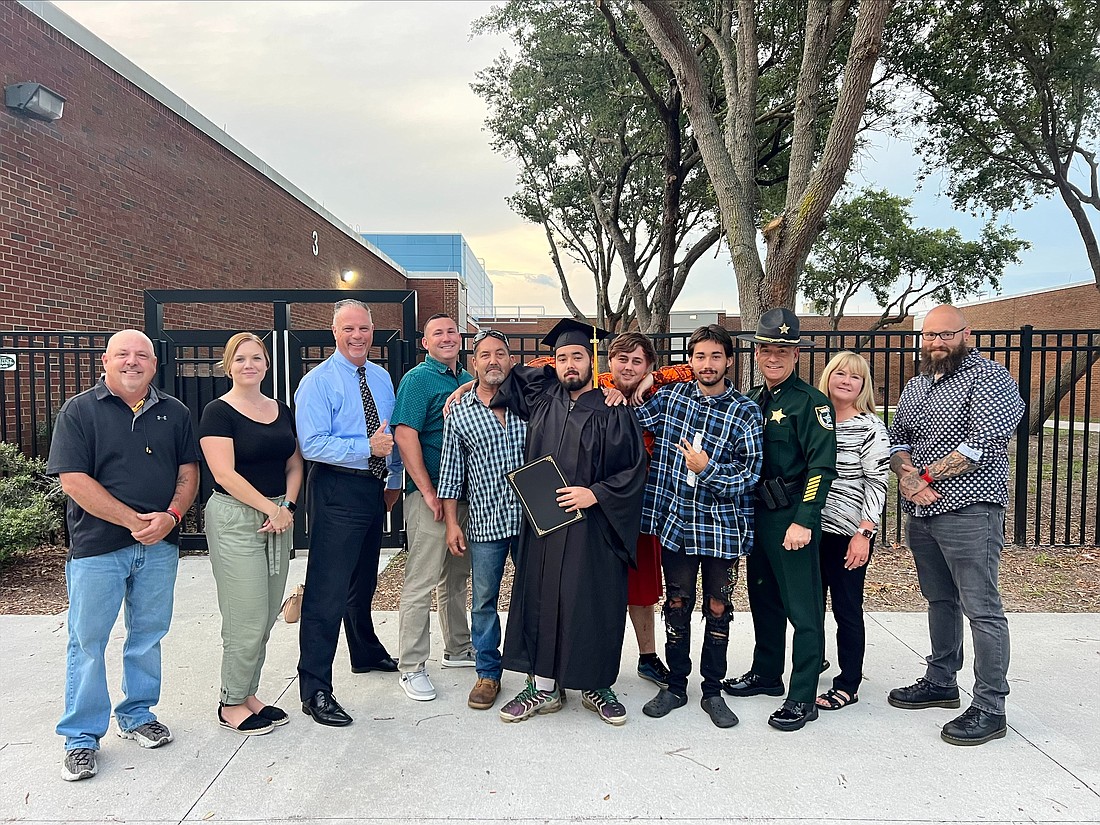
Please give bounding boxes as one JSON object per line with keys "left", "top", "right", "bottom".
{"left": 4, "top": 82, "right": 66, "bottom": 122}
{"left": 341, "top": 270, "right": 357, "bottom": 283}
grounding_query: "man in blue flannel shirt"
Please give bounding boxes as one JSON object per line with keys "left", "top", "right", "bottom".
{"left": 634, "top": 324, "right": 763, "bottom": 729}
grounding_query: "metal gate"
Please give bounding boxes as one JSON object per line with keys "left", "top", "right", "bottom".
{"left": 143, "top": 289, "right": 417, "bottom": 551}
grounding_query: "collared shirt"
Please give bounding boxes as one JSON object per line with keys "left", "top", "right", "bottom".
{"left": 294, "top": 350, "right": 403, "bottom": 489}
{"left": 636, "top": 380, "right": 763, "bottom": 559}
{"left": 391, "top": 355, "right": 473, "bottom": 494}
{"left": 47, "top": 378, "right": 200, "bottom": 558}
{"left": 749, "top": 373, "right": 838, "bottom": 529}
{"left": 436, "top": 389, "right": 527, "bottom": 542}
{"left": 889, "top": 349, "right": 1023, "bottom": 516}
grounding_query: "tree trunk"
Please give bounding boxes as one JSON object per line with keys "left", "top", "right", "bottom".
{"left": 1028, "top": 331, "right": 1100, "bottom": 435}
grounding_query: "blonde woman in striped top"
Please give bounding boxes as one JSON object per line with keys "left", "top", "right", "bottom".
{"left": 815, "top": 352, "right": 889, "bottom": 710}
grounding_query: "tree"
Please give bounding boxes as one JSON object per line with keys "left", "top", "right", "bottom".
{"left": 803, "top": 188, "right": 1028, "bottom": 332}
{"left": 889, "top": 0, "right": 1100, "bottom": 432}
{"left": 632, "top": 0, "right": 894, "bottom": 335}
{"left": 473, "top": 1, "right": 721, "bottom": 333}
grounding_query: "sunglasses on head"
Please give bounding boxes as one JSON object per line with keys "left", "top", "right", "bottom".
{"left": 472, "top": 329, "right": 508, "bottom": 345}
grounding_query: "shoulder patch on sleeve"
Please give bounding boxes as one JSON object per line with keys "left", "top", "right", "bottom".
{"left": 815, "top": 405, "right": 834, "bottom": 430}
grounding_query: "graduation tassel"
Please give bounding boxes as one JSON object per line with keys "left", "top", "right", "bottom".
{"left": 591, "top": 324, "right": 599, "bottom": 388}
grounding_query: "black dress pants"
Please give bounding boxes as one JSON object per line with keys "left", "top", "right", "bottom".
{"left": 297, "top": 465, "right": 389, "bottom": 700}
{"left": 819, "top": 530, "right": 872, "bottom": 696}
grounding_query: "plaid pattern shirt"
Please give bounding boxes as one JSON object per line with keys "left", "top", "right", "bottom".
{"left": 636, "top": 380, "right": 763, "bottom": 559}
{"left": 437, "top": 389, "right": 527, "bottom": 542}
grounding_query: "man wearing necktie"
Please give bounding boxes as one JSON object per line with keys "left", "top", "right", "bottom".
{"left": 294, "top": 299, "right": 404, "bottom": 726}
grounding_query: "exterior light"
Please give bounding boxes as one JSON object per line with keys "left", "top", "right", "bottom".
{"left": 341, "top": 270, "right": 356, "bottom": 283}
{"left": 5, "top": 83, "right": 66, "bottom": 121}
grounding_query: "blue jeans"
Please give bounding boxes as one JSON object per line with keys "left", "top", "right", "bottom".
{"left": 57, "top": 541, "right": 179, "bottom": 751}
{"left": 907, "top": 504, "right": 1010, "bottom": 714}
{"left": 468, "top": 536, "right": 516, "bottom": 680}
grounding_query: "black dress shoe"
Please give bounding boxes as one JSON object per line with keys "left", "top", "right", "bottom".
{"left": 642, "top": 688, "right": 687, "bottom": 718}
{"left": 940, "top": 706, "right": 1007, "bottom": 746}
{"left": 700, "top": 695, "right": 739, "bottom": 728}
{"left": 721, "top": 671, "right": 784, "bottom": 697}
{"left": 301, "top": 691, "right": 353, "bottom": 727}
{"left": 768, "top": 699, "right": 819, "bottom": 731}
{"left": 888, "top": 677, "right": 961, "bottom": 710}
{"left": 351, "top": 655, "right": 399, "bottom": 673}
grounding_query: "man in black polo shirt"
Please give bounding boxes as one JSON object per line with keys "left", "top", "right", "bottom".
{"left": 47, "top": 329, "right": 199, "bottom": 782}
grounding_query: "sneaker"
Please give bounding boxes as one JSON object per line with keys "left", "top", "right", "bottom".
{"left": 468, "top": 677, "right": 502, "bottom": 710}
{"left": 60, "top": 748, "right": 97, "bottom": 782}
{"left": 581, "top": 688, "right": 628, "bottom": 726}
{"left": 940, "top": 706, "right": 1007, "bottom": 746}
{"left": 117, "top": 720, "right": 173, "bottom": 749}
{"left": 499, "top": 680, "right": 562, "bottom": 722}
{"left": 888, "top": 677, "right": 961, "bottom": 710}
{"left": 637, "top": 657, "right": 670, "bottom": 688}
{"left": 400, "top": 668, "right": 437, "bottom": 701}
{"left": 441, "top": 649, "right": 477, "bottom": 668}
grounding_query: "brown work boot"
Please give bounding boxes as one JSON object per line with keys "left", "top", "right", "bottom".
{"left": 468, "top": 678, "right": 501, "bottom": 710}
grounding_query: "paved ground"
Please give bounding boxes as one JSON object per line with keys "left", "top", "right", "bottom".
{"left": 1, "top": 555, "right": 1098, "bottom": 825}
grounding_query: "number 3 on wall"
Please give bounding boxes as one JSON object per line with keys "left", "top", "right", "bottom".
{"left": 312, "top": 231, "right": 319, "bottom": 256}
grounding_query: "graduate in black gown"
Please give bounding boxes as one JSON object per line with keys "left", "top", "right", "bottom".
{"left": 494, "top": 319, "right": 647, "bottom": 726}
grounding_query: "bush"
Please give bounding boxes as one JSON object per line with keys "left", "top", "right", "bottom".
{"left": 0, "top": 442, "right": 64, "bottom": 564}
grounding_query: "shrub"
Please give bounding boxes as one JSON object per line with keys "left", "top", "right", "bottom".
{"left": 0, "top": 442, "right": 64, "bottom": 564}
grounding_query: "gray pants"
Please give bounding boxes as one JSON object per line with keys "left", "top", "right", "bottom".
{"left": 205, "top": 491, "right": 291, "bottom": 705}
{"left": 907, "top": 503, "right": 1010, "bottom": 714}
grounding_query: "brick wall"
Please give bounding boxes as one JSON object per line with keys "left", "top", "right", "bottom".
{"left": 0, "top": 2, "right": 408, "bottom": 337}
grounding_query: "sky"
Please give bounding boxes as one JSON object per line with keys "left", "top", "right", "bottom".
{"left": 53, "top": 0, "right": 1096, "bottom": 318}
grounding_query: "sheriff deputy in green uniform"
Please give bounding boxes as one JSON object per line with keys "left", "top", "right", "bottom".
{"left": 722, "top": 308, "right": 837, "bottom": 731}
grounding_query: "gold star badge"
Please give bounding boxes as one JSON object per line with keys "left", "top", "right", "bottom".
{"left": 779, "top": 323, "right": 790, "bottom": 334}
{"left": 770, "top": 408, "right": 787, "bottom": 424}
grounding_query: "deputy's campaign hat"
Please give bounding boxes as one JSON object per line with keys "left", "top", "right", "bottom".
{"left": 736, "top": 307, "right": 814, "bottom": 347}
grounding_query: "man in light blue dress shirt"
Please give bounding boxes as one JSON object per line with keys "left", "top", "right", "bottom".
{"left": 294, "top": 299, "right": 403, "bottom": 727}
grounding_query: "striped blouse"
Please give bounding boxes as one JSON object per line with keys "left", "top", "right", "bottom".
{"left": 820, "top": 411, "right": 890, "bottom": 537}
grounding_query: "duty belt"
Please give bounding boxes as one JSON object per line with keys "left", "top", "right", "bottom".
{"left": 755, "top": 476, "right": 804, "bottom": 510}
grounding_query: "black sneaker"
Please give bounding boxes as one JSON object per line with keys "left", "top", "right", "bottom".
{"left": 61, "top": 748, "right": 97, "bottom": 782}
{"left": 637, "top": 657, "right": 671, "bottom": 689}
{"left": 888, "top": 678, "right": 961, "bottom": 710}
{"left": 941, "top": 706, "right": 1007, "bottom": 746}
{"left": 768, "top": 699, "right": 819, "bottom": 731}
{"left": 721, "top": 671, "right": 784, "bottom": 697}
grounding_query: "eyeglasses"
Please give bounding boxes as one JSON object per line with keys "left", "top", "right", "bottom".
{"left": 472, "top": 329, "right": 508, "bottom": 346}
{"left": 921, "top": 327, "right": 966, "bottom": 341}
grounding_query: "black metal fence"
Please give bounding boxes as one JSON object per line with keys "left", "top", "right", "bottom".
{"left": 4, "top": 326, "right": 1099, "bottom": 548}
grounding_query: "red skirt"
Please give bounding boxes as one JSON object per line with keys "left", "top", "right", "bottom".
{"left": 628, "top": 532, "right": 663, "bottom": 606}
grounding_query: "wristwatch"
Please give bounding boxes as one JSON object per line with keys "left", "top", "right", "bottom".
{"left": 280, "top": 501, "right": 297, "bottom": 513}
{"left": 857, "top": 527, "right": 875, "bottom": 539}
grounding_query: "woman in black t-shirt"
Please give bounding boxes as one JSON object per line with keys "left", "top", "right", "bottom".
{"left": 199, "top": 333, "right": 303, "bottom": 736}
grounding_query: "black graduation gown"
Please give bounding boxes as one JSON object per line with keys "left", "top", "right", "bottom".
{"left": 494, "top": 365, "right": 647, "bottom": 689}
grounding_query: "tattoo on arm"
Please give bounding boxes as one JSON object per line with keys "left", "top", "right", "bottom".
{"left": 899, "top": 472, "right": 926, "bottom": 496}
{"left": 890, "top": 451, "right": 914, "bottom": 476}
{"left": 925, "top": 450, "right": 979, "bottom": 482}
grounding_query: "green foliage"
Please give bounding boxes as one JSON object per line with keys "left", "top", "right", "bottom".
{"left": 0, "top": 442, "right": 64, "bottom": 564}
{"left": 888, "top": 0, "right": 1100, "bottom": 280}
{"left": 803, "top": 187, "right": 1029, "bottom": 330}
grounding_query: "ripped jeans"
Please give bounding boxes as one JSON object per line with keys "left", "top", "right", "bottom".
{"left": 661, "top": 550, "right": 740, "bottom": 699}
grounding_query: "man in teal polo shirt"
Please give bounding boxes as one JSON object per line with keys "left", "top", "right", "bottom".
{"left": 393, "top": 313, "right": 475, "bottom": 701}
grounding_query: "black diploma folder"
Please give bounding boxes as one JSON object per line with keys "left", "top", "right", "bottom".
{"left": 506, "top": 454, "right": 584, "bottom": 537}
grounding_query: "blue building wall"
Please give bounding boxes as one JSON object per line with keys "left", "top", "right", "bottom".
{"left": 361, "top": 233, "right": 493, "bottom": 318}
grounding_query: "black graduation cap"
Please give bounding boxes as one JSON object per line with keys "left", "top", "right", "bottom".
{"left": 541, "top": 318, "right": 611, "bottom": 351}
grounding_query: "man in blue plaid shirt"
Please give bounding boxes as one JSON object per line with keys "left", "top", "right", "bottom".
{"left": 635, "top": 325, "right": 763, "bottom": 728}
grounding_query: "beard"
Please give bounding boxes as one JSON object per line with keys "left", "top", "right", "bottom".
{"left": 920, "top": 343, "right": 969, "bottom": 376}
{"left": 560, "top": 366, "right": 593, "bottom": 392}
{"left": 695, "top": 370, "right": 725, "bottom": 388}
{"left": 479, "top": 368, "right": 506, "bottom": 387}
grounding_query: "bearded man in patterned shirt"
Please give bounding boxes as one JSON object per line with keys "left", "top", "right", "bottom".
{"left": 887, "top": 304, "right": 1024, "bottom": 746}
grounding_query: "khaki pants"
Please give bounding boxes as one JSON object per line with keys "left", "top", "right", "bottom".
{"left": 205, "top": 491, "right": 290, "bottom": 704}
{"left": 397, "top": 490, "right": 470, "bottom": 671}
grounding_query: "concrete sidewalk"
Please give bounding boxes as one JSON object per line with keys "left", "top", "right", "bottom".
{"left": 1, "top": 555, "right": 1098, "bottom": 824}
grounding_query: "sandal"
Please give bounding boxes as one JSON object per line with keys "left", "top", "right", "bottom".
{"left": 816, "top": 688, "right": 858, "bottom": 710}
